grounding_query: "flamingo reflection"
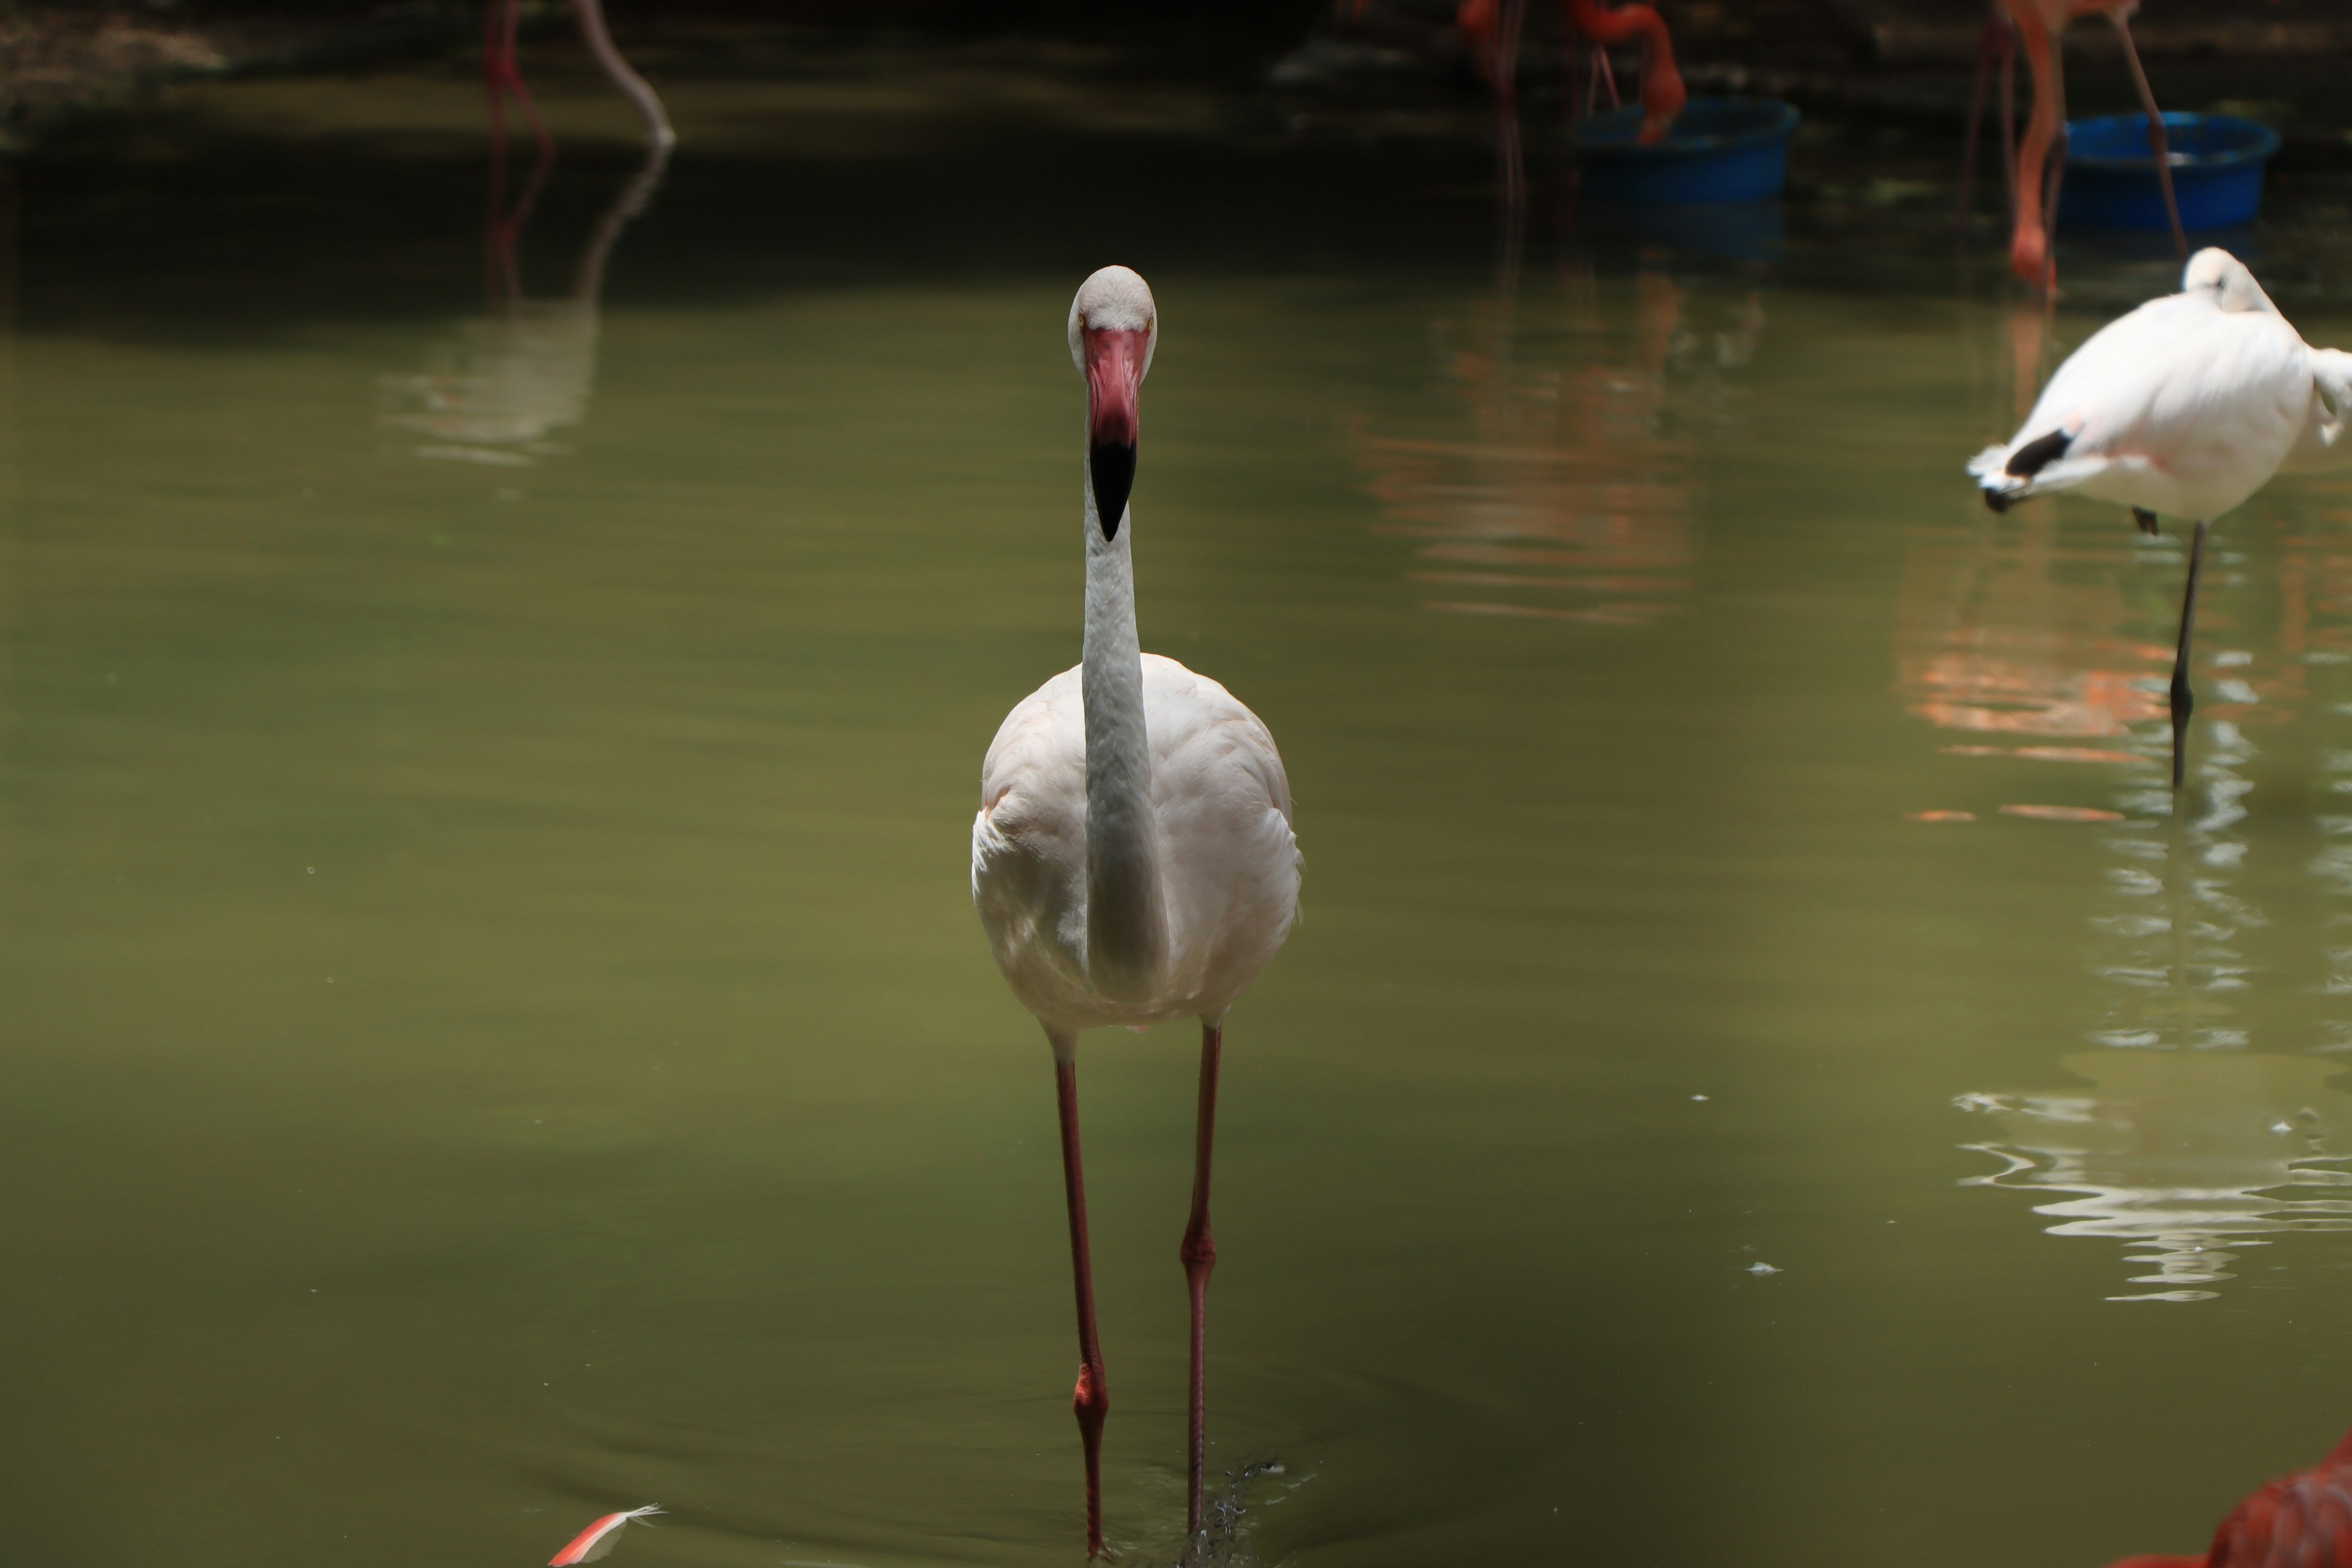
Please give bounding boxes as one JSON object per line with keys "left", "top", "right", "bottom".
{"left": 1957, "top": 1050, "right": 2352, "bottom": 1301}
{"left": 1351, "top": 259, "right": 1760, "bottom": 627}
{"left": 380, "top": 141, "right": 668, "bottom": 466}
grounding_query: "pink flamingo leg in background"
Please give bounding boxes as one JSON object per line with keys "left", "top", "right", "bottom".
{"left": 1980, "top": 0, "right": 2185, "bottom": 292}
{"left": 483, "top": 0, "right": 553, "bottom": 159}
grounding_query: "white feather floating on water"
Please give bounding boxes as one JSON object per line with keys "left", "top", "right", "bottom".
{"left": 548, "top": 1505, "right": 663, "bottom": 1566}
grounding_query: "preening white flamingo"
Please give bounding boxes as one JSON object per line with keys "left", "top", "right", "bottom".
{"left": 1969, "top": 249, "right": 2351, "bottom": 788}
{"left": 971, "top": 266, "right": 1302, "bottom": 1559}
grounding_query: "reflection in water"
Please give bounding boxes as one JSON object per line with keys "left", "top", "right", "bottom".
{"left": 1957, "top": 1052, "right": 2352, "bottom": 1302}
{"left": 379, "top": 141, "right": 668, "bottom": 466}
{"left": 1349, "top": 238, "right": 1760, "bottom": 627}
{"left": 1894, "top": 505, "right": 2174, "bottom": 750}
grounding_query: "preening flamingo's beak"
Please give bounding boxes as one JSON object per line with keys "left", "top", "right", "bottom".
{"left": 1084, "top": 326, "right": 1148, "bottom": 540}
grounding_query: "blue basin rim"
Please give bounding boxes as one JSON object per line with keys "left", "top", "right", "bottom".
{"left": 2063, "top": 111, "right": 2280, "bottom": 170}
{"left": 1570, "top": 97, "right": 1802, "bottom": 159}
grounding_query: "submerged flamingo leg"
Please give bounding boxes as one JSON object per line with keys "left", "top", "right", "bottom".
{"left": 2107, "top": 14, "right": 2186, "bottom": 261}
{"left": 2170, "top": 521, "right": 2207, "bottom": 791}
{"left": 1052, "top": 1033, "right": 1110, "bottom": 1559}
{"left": 1180, "top": 1020, "right": 1224, "bottom": 1547}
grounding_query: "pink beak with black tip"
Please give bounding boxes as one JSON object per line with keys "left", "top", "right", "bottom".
{"left": 1084, "top": 326, "right": 1148, "bottom": 540}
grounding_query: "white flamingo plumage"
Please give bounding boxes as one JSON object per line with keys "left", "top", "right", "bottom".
{"left": 1969, "top": 248, "right": 2351, "bottom": 786}
{"left": 971, "top": 266, "right": 1301, "bottom": 1558}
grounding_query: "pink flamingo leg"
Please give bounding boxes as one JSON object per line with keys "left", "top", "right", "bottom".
{"left": 575, "top": 0, "right": 675, "bottom": 148}
{"left": 2103, "top": 12, "right": 2186, "bottom": 260}
{"left": 484, "top": 0, "right": 552, "bottom": 159}
{"left": 1179, "top": 1021, "right": 1224, "bottom": 1542}
{"left": 2008, "top": 8, "right": 2060, "bottom": 290}
{"left": 1051, "top": 1035, "right": 1110, "bottom": 1559}
{"left": 1956, "top": 16, "right": 2013, "bottom": 231}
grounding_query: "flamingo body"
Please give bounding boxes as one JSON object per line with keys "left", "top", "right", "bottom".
{"left": 974, "top": 655, "right": 1298, "bottom": 1034}
{"left": 1970, "top": 251, "right": 2326, "bottom": 521}
{"left": 2106, "top": 1427, "right": 2352, "bottom": 1567}
{"left": 1967, "top": 249, "right": 2347, "bottom": 786}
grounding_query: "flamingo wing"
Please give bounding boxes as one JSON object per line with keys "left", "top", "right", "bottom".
{"left": 973, "top": 667, "right": 1091, "bottom": 1006}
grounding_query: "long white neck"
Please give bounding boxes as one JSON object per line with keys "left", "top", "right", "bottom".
{"left": 1081, "top": 458, "right": 1167, "bottom": 1000}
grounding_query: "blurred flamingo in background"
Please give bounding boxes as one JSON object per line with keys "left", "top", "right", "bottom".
{"left": 1349, "top": 0, "right": 1683, "bottom": 146}
{"left": 482, "top": 0, "right": 675, "bottom": 152}
{"left": 1960, "top": 0, "right": 2184, "bottom": 290}
{"left": 2105, "top": 1425, "right": 2352, "bottom": 1567}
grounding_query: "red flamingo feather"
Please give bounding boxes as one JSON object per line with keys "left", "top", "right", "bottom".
{"left": 548, "top": 1505, "right": 663, "bottom": 1566}
{"left": 2108, "top": 1428, "right": 2352, "bottom": 1568}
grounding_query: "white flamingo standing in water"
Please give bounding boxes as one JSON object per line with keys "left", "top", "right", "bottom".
{"left": 972, "top": 266, "right": 1302, "bottom": 1558}
{"left": 1970, "top": 248, "right": 2350, "bottom": 788}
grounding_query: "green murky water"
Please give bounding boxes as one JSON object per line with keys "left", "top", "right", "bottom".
{"left": 9, "top": 43, "right": 2352, "bottom": 1568}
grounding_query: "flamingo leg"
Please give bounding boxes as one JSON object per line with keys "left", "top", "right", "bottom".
{"left": 2170, "top": 519, "right": 2208, "bottom": 790}
{"left": 1180, "top": 1020, "right": 1223, "bottom": 1548}
{"left": 485, "top": 0, "right": 553, "bottom": 159}
{"left": 1956, "top": 17, "right": 1997, "bottom": 232}
{"left": 1997, "top": 19, "right": 2016, "bottom": 222}
{"left": 1493, "top": 0, "right": 1525, "bottom": 217}
{"left": 575, "top": 0, "right": 676, "bottom": 148}
{"left": 2039, "top": 37, "right": 2067, "bottom": 295}
{"left": 2105, "top": 12, "right": 2186, "bottom": 261}
{"left": 1051, "top": 1032, "right": 1110, "bottom": 1560}
{"left": 483, "top": 0, "right": 510, "bottom": 153}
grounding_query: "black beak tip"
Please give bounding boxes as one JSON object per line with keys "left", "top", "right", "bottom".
{"left": 1981, "top": 487, "right": 2008, "bottom": 515}
{"left": 1090, "top": 440, "right": 1137, "bottom": 540}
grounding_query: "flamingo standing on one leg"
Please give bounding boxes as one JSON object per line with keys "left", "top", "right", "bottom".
{"left": 972, "top": 267, "right": 1302, "bottom": 1559}
{"left": 2105, "top": 1423, "right": 2352, "bottom": 1566}
{"left": 1969, "top": 249, "right": 2350, "bottom": 788}
{"left": 482, "top": 0, "right": 675, "bottom": 151}
{"left": 1961, "top": 0, "right": 2185, "bottom": 290}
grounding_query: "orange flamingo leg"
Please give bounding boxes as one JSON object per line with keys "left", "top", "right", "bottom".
{"left": 2006, "top": 7, "right": 2059, "bottom": 290}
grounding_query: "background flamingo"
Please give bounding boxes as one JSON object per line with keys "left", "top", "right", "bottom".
{"left": 1961, "top": 0, "right": 2184, "bottom": 290}
{"left": 2106, "top": 1425, "right": 2352, "bottom": 1566}
{"left": 482, "top": 0, "right": 675, "bottom": 153}
{"left": 971, "top": 267, "right": 1301, "bottom": 1558}
{"left": 1453, "top": 0, "right": 1684, "bottom": 143}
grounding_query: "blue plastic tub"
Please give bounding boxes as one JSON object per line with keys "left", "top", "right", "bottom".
{"left": 2058, "top": 112, "right": 2278, "bottom": 232}
{"left": 1569, "top": 97, "right": 1801, "bottom": 204}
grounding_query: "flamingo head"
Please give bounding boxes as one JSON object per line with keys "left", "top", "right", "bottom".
{"left": 1069, "top": 265, "right": 1157, "bottom": 540}
{"left": 2184, "top": 247, "right": 2276, "bottom": 315}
